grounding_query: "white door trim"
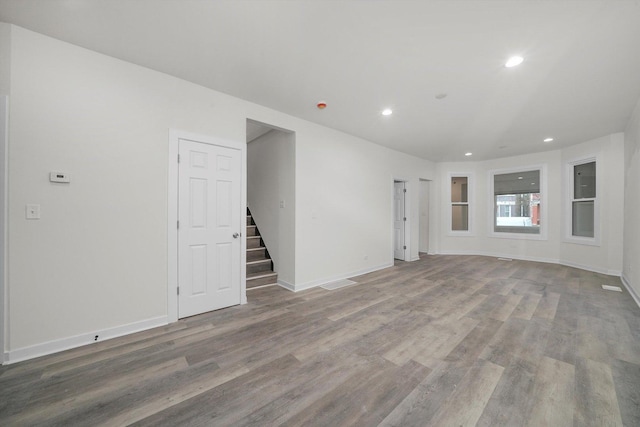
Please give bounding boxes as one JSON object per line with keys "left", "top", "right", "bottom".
{"left": 0, "top": 96, "right": 7, "bottom": 363}
{"left": 168, "top": 129, "right": 247, "bottom": 324}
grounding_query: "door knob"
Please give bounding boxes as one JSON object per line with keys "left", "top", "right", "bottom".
{"left": 233, "top": 232, "right": 239, "bottom": 239}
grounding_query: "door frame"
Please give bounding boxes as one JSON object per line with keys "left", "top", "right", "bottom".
{"left": 167, "top": 129, "right": 247, "bottom": 323}
{"left": 0, "top": 96, "right": 7, "bottom": 363}
{"left": 391, "top": 177, "right": 411, "bottom": 262}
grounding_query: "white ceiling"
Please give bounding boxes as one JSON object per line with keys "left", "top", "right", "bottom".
{"left": 1, "top": 0, "right": 640, "bottom": 161}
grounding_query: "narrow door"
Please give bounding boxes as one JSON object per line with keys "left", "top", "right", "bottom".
{"left": 394, "top": 181, "right": 406, "bottom": 260}
{"left": 178, "top": 139, "right": 242, "bottom": 318}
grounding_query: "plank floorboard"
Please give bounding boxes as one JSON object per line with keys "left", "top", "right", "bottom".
{"left": 1, "top": 255, "right": 639, "bottom": 425}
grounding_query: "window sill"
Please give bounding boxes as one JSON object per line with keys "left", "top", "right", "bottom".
{"left": 489, "top": 231, "right": 546, "bottom": 241}
{"left": 447, "top": 231, "right": 475, "bottom": 237}
{"left": 563, "top": 236, "right": 600, "bottom": 247}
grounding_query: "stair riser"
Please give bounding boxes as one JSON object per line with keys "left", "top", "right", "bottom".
{"left": 247, "top": 261, "right": 272, "bottom": 275}
{"left": 246, "top": 216, "right": 253, "bottom": 226}
{"left": 246, "top": 274, "right": 278, "bottom": 288}
{"left": 247, "top": 249, "right": 267, "bottom": 261}
{"left": 247, "top": 237, "right": 262, "bottom": 249}
{"left": 246, "top": 226, "right": 258, "bottom": 236}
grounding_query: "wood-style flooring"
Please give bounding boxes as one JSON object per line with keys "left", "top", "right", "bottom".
{"left": 1, "top": 255, "right": 640, "bottom": 426}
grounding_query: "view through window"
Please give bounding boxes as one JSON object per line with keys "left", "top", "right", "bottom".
{"left": 493, "top": 169, "right": 541, "bottom": 234}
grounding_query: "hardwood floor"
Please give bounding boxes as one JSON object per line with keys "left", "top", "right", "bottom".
{"left": 1, "top": 255, "right": 639, "bottom": 426}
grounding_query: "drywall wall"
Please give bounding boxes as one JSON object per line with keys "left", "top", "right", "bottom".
{"left": 438, "top": 150, "right": 562, "bottom": 262}
{"left": 0, "top": 23, "right": 10, "bottom": 361}
{"left": 0, "top": 24, "right": 10, "bottom": 95}
{"left": 4, "top": 24, "right": 434, "bottom": 360}
{"left": 437, "top": 135, "right": 625, "bottom": 275}
{"left": 247, "top": 129, "right": 295, "bottom": 284}
{"left": 559, "top": 133, "right": 624, "bottom": 274}
{"left": 623, "top": 97, "right": 640, "bottom": 300}
{"left": 419, "top": 180, "right": 430, "bottom": 252}
{"left": 293, "top": 126, "right": 434, "bottom": 289}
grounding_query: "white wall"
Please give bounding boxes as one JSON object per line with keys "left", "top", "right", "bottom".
{"left": 419, "top": 180, "right": 430, "bottom": 252}
{"left": 293, "top": 127, "right": 435, "bottom": 289}
{"left": 623, "top": 97, "right": 640, "bottom": 301}
{"left": 0, "top": 23, "right": 10, "bottom": 95}
{"left": 247, "top": 129, "right": 295, "bottom": 284}
{"left": 437, "top": 134, "right": 625, "bottom": 276}
{"left": 3, "top": 25, "right": 435, "bottom": 360}
{"left": 560, "top": 133, "right": 624, "bottom": 274}
{"left": 0, "top": 23, "right": 10, "bottom": 362}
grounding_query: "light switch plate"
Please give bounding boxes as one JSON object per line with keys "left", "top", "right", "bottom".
{"left": 26, "top": 204, "right": 40, "bottom": 219}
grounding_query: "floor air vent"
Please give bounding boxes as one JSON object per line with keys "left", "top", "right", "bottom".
{"left": 322, "top": 279, "right": 357, "bottom": 291}
{"left": 602, "top": 285, "right": 623, "bottom": 292}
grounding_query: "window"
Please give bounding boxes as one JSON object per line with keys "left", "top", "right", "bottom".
{"left": 451, "top": 176, "right": 469, "bottom": 232}
{"left": 493, "top": 169, "right": 541, "bottom": 234}
{"left": 570, "top": 159, "right": 596, "bottom": 239}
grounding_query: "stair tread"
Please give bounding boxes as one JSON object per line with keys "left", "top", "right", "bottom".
{"left": 247, "top": 259, "right": 271, "bottom": 265}
{"left": 247, "top": 271, "right": 277, "bottom": 279}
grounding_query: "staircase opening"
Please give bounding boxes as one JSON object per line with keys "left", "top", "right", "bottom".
{"left": 246, "top": 207, "right": 278, "bottom": 289}
{"left": 246, "top": 119, "right": 296, "bottom": 290}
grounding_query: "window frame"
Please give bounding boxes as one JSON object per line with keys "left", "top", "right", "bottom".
{"left": 565, "top": 155, "right": 600, "bottom": 246}
{"left": 448, "top": 172, "right": 474, "bottom": 236}
{"left": 488, "top": 164, "right": 547, "bottom": 241}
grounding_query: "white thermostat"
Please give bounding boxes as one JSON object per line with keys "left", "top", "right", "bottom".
{"left": 50, "top": 172, "right": 70, "bottom": 183}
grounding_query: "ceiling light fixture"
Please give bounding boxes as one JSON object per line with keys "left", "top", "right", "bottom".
{"left": 505, "top": 56, "right": 524, "bottom": 68}
{"left": 382, "top": 108, "right": 393, "bottom": 116}
{"left": 543, "top": 137, "right": 554, "bottom": 142}
{"left": 518, "top": 176, "right": 523, "bottom": 180}
{"left": 465, "top": 152, "right": 473, "bottom": 156}
{"left": 316, "top": 101, "right": 327, "bottom": 109}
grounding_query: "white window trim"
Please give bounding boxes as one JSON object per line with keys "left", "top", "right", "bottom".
{"left": 564, "top": 155, "right": 600, "bottom": 246}
{"left": 447, "top": 172, "right": 474, "bottom": 236}
{"left": 488, "top": 164, "right": 547, "bottom": 241}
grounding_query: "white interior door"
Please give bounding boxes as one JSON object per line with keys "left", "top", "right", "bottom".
{"left": 178, "top": 139, "right": 241, "bottom": 318}
{"left": 394, "top": 181, "right": 406, "bottom": 260}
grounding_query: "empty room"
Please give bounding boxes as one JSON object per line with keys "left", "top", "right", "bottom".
{"left": 1, "top": 1, "right": 640, "bottom": 425}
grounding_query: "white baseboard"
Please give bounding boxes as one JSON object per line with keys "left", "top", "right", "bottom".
{"left": 621, "top": 273, "right": 640, "bottom": 309}
{"left": 276, "top": 279, "right": 295, "bottom": 292}
{"left": 559, "top": 260, "right": 621, "bottom": 277}
{"left": 4, "top": 315, "right": 168, "bottom": 365}
{"left": 435, "top": 250, "right": 621, "bottom": 277}
{"left": 436, "top": 249, "right": 558, "bottom": 266}
{"left": 283, "top": 262, "right": 394, "bottom": 293}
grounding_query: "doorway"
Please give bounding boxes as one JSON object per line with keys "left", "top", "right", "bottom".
{"left": 393, "top": 181, "right": 406, "bottom": 261}
{"left": 0, "top": 96, "right": 6, "bottom": 363}
{"left": 168, "top": 130, "right": 245, "bottom": 322}
{"left": 419, "top": 179, "right": 430, "bottom": 255}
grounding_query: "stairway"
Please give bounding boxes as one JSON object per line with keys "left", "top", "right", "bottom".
{"left": 246, "top": 208, "right": 278, "bottom": 289}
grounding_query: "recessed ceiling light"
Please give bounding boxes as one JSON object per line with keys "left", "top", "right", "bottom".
{"left": 518, "top": 176, "right": 523, "bottom": 180}
{"left": 382, "top": 108, "right": 393, "bottom": 116}
{"left": 505, "top": 56, "right": 524, "bottom": 68}
{"left": 465, "top": 152, "right": 473, "bottom": 156}
{"left": 543, "top": 137, "right": 554, "bottom": 142}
